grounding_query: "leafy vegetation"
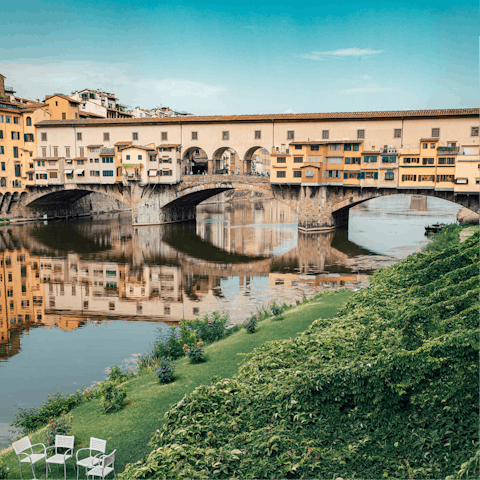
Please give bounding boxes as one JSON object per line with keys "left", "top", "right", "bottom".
{"left": 243, "top": 314, "right": 258, "bottom": 334}
{"left": 101, "top": 384, "right": 127, "bottom": 414}
{"left": 425, "top": 223, "right": 462, "bottom": 252}
{"left": 156, "top": 357, "right": 176, "bottom": 384}
{"left": 44, "top": 413, "right": 73, "bottom": 445}
{"left": 122, "top": 233, "right": 479, "bottom": 479}
{"left": 183, "top": 339, "right": 204, "bottom": 363}
{"left": 0, "top": 457, "right": 9, "bottom": 479}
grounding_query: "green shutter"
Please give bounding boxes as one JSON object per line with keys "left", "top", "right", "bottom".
{"left": 343, "top": 172, "right": 348, "bottom": 179}
{"left": 374, "top": 172, "right": 378, "bottom": 179}
{"left": 345, "top": 157, "right": 351, "bottom": 164}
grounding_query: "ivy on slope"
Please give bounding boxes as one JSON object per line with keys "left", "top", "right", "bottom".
{"left": 122, "top": 233, "right": 479, "bottom": 479}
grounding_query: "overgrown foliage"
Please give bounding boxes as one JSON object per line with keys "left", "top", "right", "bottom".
{"left": 44, "top": 413, "right": 72, "bottom": 445}
{"left": 425, "top": 223, "right": 462, "bottom": 252}
{"left": 156, "top": 357, "right": 175, "bottom": 384}
{"left": 122, "top": 233, "right": 479, "bottom": 479}
{"left": 0, "top": 457, "right": 9, "bottom": 479}
{"left": 183, "top": 340, "right": 204, "bottom": 364}
{"left": 243, "top": 315, "right": 258, "bottom": 334}
{"left": 102, "top": 384, "right": 127, "bottom": 414}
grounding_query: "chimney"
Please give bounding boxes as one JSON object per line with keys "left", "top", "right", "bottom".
{"left": 0, "top": 74, "right": 5, "bottom": 97}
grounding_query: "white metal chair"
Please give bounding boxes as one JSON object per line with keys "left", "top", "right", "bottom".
{"left": 46, "top": 434, "right": 75, "bottom": 480}
{"left": 12, "top": 435, "right": 48, "bottom": 479}
{"left": 86, "top": 449, "right": 116, "bottom": 480}
{"left": 76, "top": 437, "right": 107, "bottom": 480}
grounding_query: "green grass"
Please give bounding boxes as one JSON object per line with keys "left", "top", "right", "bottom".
{"left": 1, "top": 290, "right": 352, "bottom": 478}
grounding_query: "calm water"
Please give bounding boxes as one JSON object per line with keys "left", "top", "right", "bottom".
{"left": 0, "top": 195, "right": 461, "bottom": 446}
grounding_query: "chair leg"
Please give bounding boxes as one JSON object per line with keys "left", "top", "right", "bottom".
{"left": 30, "top": 462, "right": 36, "bottom": 479}
{"left": 64, "top": 461, "right": 67, "bottom": 480}
{"left": 19, "top": 461, "right": 22, "bottom": 480}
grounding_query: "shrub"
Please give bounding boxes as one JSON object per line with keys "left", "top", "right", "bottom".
{"left": 243, "top": 315, "right": 258, "bottom": 333}
{"left": 0, "top": 457, "right": 9, "bottom": 479}
{"left": 184, "top": 312, "right": 229, "bottom": 343}
{"left": 101, "top": 384, "right": 127, "bottom": 414}
{"left": 156, "top": 357, "right": 175, "bottom": 384}
{"left": 136, "top": 351, "right": 157, "bottom": 373}
{"left": 183, "top": 340, "right": 204, "bottom": 363}
{"left": 45, "top": 413, "right": 72, "bottom": 446}
{"left": 270, "top": 301, "right": 283, "bottom": 317}
{"left": 107, "top": 364, "right": 133, "bottom": 383}
{"left": 153, "top": 327, "right": 184, "bottom": 360}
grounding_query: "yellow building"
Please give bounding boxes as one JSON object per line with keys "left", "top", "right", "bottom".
{"left": 44, "top": 94, "right": 80, "bottom": 120}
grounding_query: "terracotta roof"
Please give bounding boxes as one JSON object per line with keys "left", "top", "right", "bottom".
{"left": 87, "top": 144, "right": 103, "bottom": 148}
{"left": 74, "top": 157, "right": 87, "bottom": 160}
{"left": 45, "top": 94, "right": 81, "bottom": 104}
{"left": 122, "top": 145, "right": 155, "bottom": 151}
{"left": 157, "top": 144, "right": 180, "bottom": 148}
{"left": 290, "top": 140, "right": 364, "bottom": 145}
{"left": 34, "top": 108, "right": 479, "bottom": 128}
{"left": 115, "top": 141, "right": 133, "bottom": 146}
{"left": 33, "top": 156, "right": 63, "bottom": 161}
{"left": 79, "top": 111, "right": 105, "bottom": 118}
{"left": 420, "top": 138, "right": 440, "bottom": 142}
{"left": 362, "top": 150, "right": 381, "bottom": 154}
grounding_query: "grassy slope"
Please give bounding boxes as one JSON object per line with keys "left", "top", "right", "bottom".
{"left": 1, "top": 290, "right": 352, "bottom": 478}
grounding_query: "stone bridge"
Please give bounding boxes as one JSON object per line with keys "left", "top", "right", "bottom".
{"left": 20, "top": 175, "right": 480, "bottom": 231}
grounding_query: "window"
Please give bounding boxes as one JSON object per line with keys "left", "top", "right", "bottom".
{"left": 41, "top": 147, "right": 47, "bottom": 157}
{"left": 102, "top": 171, "right": 114, "bottom": 176}
{"left": 133, "top": 132, "right": 138, "bottom": 140}
{"left": 431, "top": 143, "right": 436, "bottom": 149}
{"left": 126, "top": 155, "right": 130, "bottom": 160}
{"left": 423, "top": 143, "right": 428, "bottom": 149}
{"left": 287, "top": 131, "right": 294, "bottom": 140}
{"left": 161, "top": 132, "right": 168, "bottom": 141}
{"left": 382, "top": 156, "right": 396, "bottom": 163}
{"left": 294, "top": 145, "right": 302, "bottom": 150}
{"left": 322, "top": 130, "right": 329, "bottom": 139}
{"left": 0, "top": 147, "right": 3, "bottom": 155}
{"left": 0, "top": 130, "right": 2, "bottom": 139}
{"left": 65, "top": 147, "right": 70, "bottom": 157}
{"left": 62, "top": 112, "right": 66, "bottom": 120}
{"left": 401, "top": 175, "right": 417, "bottom": 181}
{"left": 102, "top": 157, "right": 114, "bottom": 163}
{"left": 13, "top": 147, "right": 18, "bottom": 158}
{"left": 431, "top": 128, "right": 440, "bottom": 137}
{"left": 310, "top": 145, "right": 319, "bottom": 151}
{"left": 79, "top": 146, "right": 84, "bottom": 157}
{"left": 436, "top": 174, "right": 454, "bottom": 182}
{"left": 293, "top": 170, "right": 302, "bottom": 178}
{"left": 49, "top": 171, "right": 58, "bottom": 179}
{"left": 254, "top": 130, "right": 261, "bottom": 140}
{"left": 357, "top": 129, "right": 365, "bottom": 139}
{"left": 471, "top": 126, "right": 479, "bottom": 136}
{"left": 402, "top": 157, "right": 419, "bottom": 164}
{"left": 293, "top": 157, "right": 303, "bottom": 163}
{"left": 328, "top": 157, "right": 342, "bottom": 164}
{"left": 53, "top": 147, "right": 58, "bottom": 157}
{"left": 41, "top": 132, "right": 47, "bottom": 141}
{"left": 26, "top": 117, "right": 32, "bottom": 126}
{"left": 330, "top": 144, "right": 341, "bottom": 151}
{"left": 344, "top": 143, "right": 351, "bottom": 151}
{"left": 149, "top": 155, "right": 156, "bottom": 162}
{"left": 5, "top": 116, "right": 11, "bottom": 124}
{"left": 394, "top": 128, "right": 402, "bottom": 138}
{"left": 364, "top": 155, "right": 377, "bottom": 163}
{"left": 276, "top": 171, "right": 286, "bottom": 178}
{"left": 385, "top": 170, "right": 394, "bottom": 180}
{"left": 192, "top": 131, "right": 198, "bottom": 140}
{"left": 76, "top": 132, "right": 82, "bottom": 141}
{"left": 314, "top": 156, "right": 319, "bottom": 162}
{"left": 13, "top": 117, "right": 19, "bottom": 124}
{"left": 422, "top": 158, "right": 434, "bottom": 165}
{"left": 138, "top": 155, "right": 142, "bottom": 160}
{"left": 103, "top": 132, "right": 110, "bottom": 141}
{"left": 307, "top": 157, "right": 312, "bottom": 162}
{"left": 276, "top": 157, "right": 286, "bottom": 163}
{"left": 0, "top": 115, "right": 3, "bottom": 122}
{"left": 438, "top": 157, "right": 455, "bottom": 165}
{"left": 11, "top": 132, "right": 20, "bottom": 140}
{"left": 24, "top": 133, "right": 34, "bottom": 142}
{"left": 222, "top": 131, "right": 229, "bottom": 140}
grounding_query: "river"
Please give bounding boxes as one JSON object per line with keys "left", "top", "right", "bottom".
{"left": 0, "top": 194, "right": 461, "bottom": 447}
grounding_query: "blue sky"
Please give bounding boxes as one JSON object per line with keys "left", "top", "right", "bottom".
{"left": 2, "top": 0, "right": 478, "bottom": 115}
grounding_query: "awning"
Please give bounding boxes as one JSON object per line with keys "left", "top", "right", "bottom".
{"left": 74, "top": 169, "right": 84, "bottom": 174}
{"left": 64, "top": 170, "right": 73, "bottom": 174}
{"left": 148, "top": 170, "right": 157, "bottom": 177}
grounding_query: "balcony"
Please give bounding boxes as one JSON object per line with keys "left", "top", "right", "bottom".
{"left": 100, "top": 148, "right": 115, "bottom": 155}
{"left": 437, "top": 146, "right": 460, "bottom": 155}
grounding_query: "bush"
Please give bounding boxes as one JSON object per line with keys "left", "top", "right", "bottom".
{"left": 101, "top": 384, "right": 127, "bottom": 414}
{"left": 156, "top": 357, "right": 175, "bottom": 384}
{"left": 184, "top": 312, "right": 229, "bottom": 343}
{"left": 44, "top": 413, "right": 72, "bottom": 446}
{"left": 107, "top": 364, "right": 133, "bottom": 383}
{"left": 12, "top": 389, "right": 85, "bottom": 433}
{"left": 270, "top": 301, "right": 283, "bottom": 317}
{"left": 183, "top": 340, "right": 204, "bottom": 363}
{"left": 243, "top": 315, "right": 258, "bottom": 333}
{"left": 153, "top": 327, "right": 184, "bottom": 360}
{"left": 0, "top": 457, "right": 9, "bottom": 479}
{"left": 426, "top": 223, "right": 462, "bottom": 252}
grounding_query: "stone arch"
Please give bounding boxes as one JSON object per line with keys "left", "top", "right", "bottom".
{"left": 182, "top": 146, "right": 209, "bottom": 175}
{"left": 212, "top": 147, "right": 240, "bottom": 175}
{"left": 243, "top": 146, "right": 271, "bottom": 176}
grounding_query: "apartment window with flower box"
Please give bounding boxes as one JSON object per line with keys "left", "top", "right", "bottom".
{"left": 254, "top": 131, "right": 261, "bottom": 140}
{"left": 471, "top": 126, "right": 479, "bottom": 136}
{"left": 431, "top": 128, "right": 440, "bottom": 137}
{"left": 276, "top": 171, "right": 286, "bottom": 178}
{"left": 222, "top": 131, "right": 229, "bottom": 140}
{"left": 322, "top": 130, "right": 329, "bottom": 139}
{"left": 394, "top": 128, "right": 402, "bottom": 138}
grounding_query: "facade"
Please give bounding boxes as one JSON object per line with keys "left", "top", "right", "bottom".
{"left": 70, "top": 89, "right": 133, "bottom": 119}
{"left": 24, "top": 108, "right": 480, "bottom": 195}
{"left": 44, "top": 95, "right": 80, "bottom": 120}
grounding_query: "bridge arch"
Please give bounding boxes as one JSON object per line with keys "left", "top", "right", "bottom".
{"left": 182, "top": 146, "right": 210, "bottom": 175}
{"left": 212, "top": 147, "right": 240, "bottom": 174}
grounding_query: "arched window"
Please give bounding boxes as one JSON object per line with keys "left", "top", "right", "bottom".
{"left": 26, "top": 117, "right": 32, "bottom": 126}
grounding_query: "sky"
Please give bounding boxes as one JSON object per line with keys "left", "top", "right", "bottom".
{"left": 1, "top": 0, "right": 478, "bottom": 115}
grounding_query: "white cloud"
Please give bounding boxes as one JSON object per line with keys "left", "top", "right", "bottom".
{"left": 145, "top": 79, "right": 226, "bottom": 100}
{"left": 302, "top": 48, "right": 384, "bottom": 60}
{"left": 283, "top": 107, "right": 295, "bottom": 114}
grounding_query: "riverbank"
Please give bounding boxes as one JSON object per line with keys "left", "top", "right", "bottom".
{"left": 0, "top": 290, "right": 353, "bottom": 477}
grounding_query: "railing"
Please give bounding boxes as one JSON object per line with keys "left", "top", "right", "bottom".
{"left": 100, "top": 148, "right": 115, "bottom": 155}
{"left": 437, "top": 146, "right": 460, "bottom": 154}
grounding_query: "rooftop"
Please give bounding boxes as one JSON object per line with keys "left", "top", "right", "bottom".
{"left": 35, "top": 108, "right": 479, "bottom": 127}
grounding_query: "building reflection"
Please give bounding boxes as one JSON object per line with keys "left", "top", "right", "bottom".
{"left": 0, "top": 203, "right": 373, "bottom": 361}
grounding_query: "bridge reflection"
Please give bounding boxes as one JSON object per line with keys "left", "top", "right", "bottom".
{"left": 0, "top": 204, "right": 371, "bottom": 361}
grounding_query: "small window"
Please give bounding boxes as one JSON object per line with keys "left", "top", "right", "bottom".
{"left": 293, "top": 156, "right": 303, "bottom": 163}
{"left": 41, "top": 132, "right": 47, "bottom": 141}
{"left": 431, "top": 128, "right": 440, "bottom": 137}
{"left": 276, "top": 171, "right": 286, "bottom": 178}
{"left": 394, "top": 128, "right": 402, "bottom": 138}
{"left": 471, "top": 126, "right": 479, "bottom": 136}
{"left": 26, "top": 117, "right": 32, "bottom": 126}
{"left": 222, "top": 131, "right": 229, "bottom": 140}
{"left": 161, "top": 132, "right": 168, "bottom": 141}
{"left": 192, "top": 131, "right": 198, "bottom": 140}
{"left": 357, "top": 129, "right": 365, "bottom": 139}
{"left": 293, "top": 171, "right": 302, "bottom": 178}
{"left": 62, "top": 112, "right": 66, "bottom": 120}
{"left": 77, "top": 132, "right": 82, "bottom": 140}
{"left": 138, "top": 155, "right": 142, "bottom": 160}
{"left": 53, "top": 147, "right": 58, "bottom": 157}
{"left": 322, "top": 130, "right": 329, "bottom": 139}
{"left": 294, "top": 145, "right": 302, "bottom": 150}
{"left": 423, "top": 143, "right": 428, "bottom": 149}
{"left": 133, "top": 132, "right": 138, "bottom": 140}
{"left": 287, "top": 130, "right": 294, "bottom": 140}
{"left": 103, "top": 132, "right": 110, "bottom": 141}
{"left": 310, "top": 145, "right": 319, "bottom": 151}
{"left": 65, "top": 147, "right": 70, "bottom": 157}
{"left": 41, "top": 147, "right": 47, "bottom": 157}
{"left": 276, "top": 157, "right": 286, "bottom": 163}
{"left": 254, "top": 130, "right": 261, "bottom": 140}
{"left": 430, "top": 143, "right": 436, "bottom": 149}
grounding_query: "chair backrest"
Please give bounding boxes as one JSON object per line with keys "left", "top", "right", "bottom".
{"left": 13, "top": 436, "right": 32, "bottom": 455}
{"left": 102, "top": 450, "right": 116, "bottom": 469}
{"left": 55, "top": 435, "right": 75, "bottom": 449}
{"left": 90, "top": 437, "right": 107, "bottom": 454}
